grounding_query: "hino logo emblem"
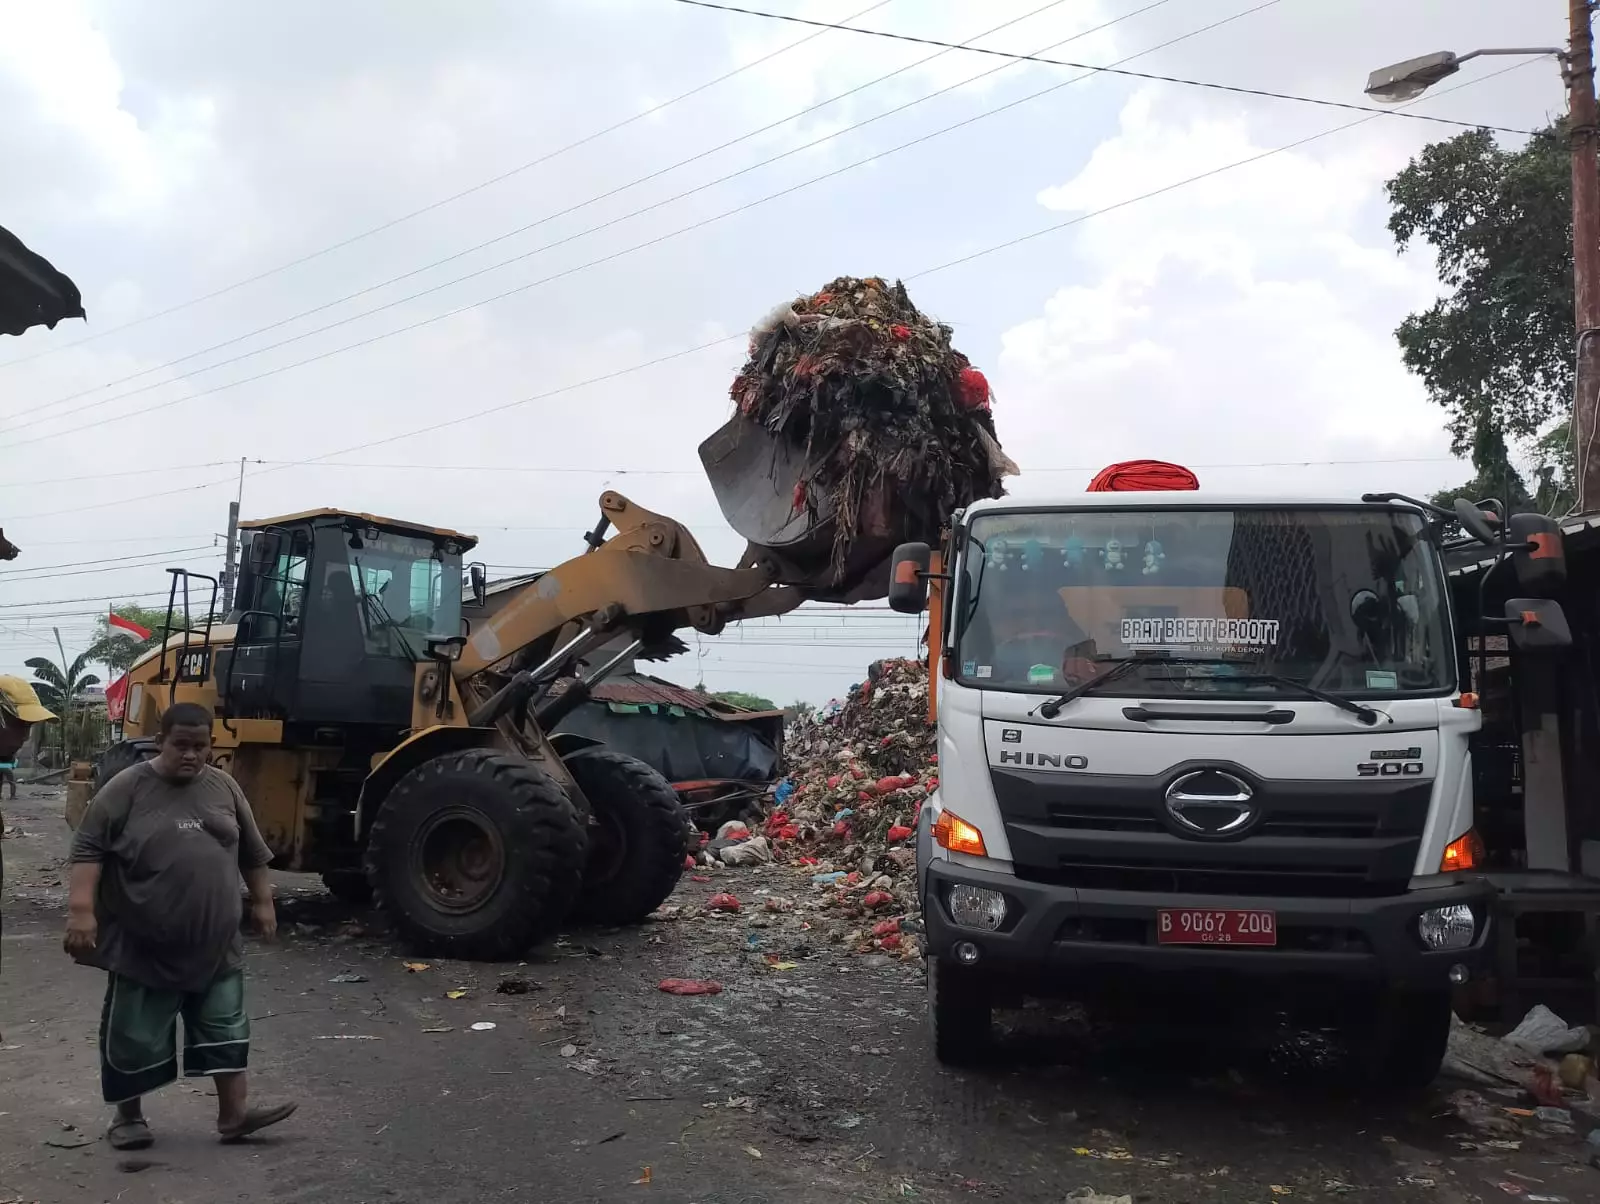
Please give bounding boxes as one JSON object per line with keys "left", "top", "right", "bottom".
{"left": 1165, "top": 770, "right": 1256, "bottom": 836}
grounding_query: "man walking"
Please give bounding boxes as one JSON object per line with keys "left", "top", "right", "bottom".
{"left": 65, "top": 702, "right": 296, "bottom": 1149}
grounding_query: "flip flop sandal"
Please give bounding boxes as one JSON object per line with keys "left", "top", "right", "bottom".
{"left": 107, "top": 1117, "right": 154, "bottom": 1150}
{"left": 219, "top": 1102, "right": 297, "bottom": 1143}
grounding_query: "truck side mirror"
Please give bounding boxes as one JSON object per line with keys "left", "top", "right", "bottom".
{"left": 1505, "top": 598, "right": 1572, "bottom": 652}
{"left": 887, "top": 542, "right": 932, "bottom": 614}
{"left": 467, "top": 563, "right": 488, "bottom": 608}
{"left": 246, "top": 530, "right": 282, "bottom": 576}
{"left": 1453, "top": 497, "right": 1500, "bottom": 545}
{"left": 1508, "top": 513, "right": 1566, "bottom": 594}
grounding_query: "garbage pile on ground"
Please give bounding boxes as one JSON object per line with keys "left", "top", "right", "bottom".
{"left": 730, "top": 275, "right": 1016, "bottom": 575}
{"left": 1444, "top": 1005, "right": 1600, "bottom": 1156}
{"left": 670, "top": 658, "right": 936, "bottom": 964}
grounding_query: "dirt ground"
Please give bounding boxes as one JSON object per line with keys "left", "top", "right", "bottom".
{"left": 4, "top": 785, "right": 1599, "bottom": 1204}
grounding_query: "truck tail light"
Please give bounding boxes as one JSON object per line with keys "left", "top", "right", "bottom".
{"left": 933, "top": 809, "right": 987, "bottom": 857}
{"left": 1440, "top": 829, "right": 1485, "bottom": 872}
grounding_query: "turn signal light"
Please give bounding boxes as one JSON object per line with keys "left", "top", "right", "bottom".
{"left": 934, "top": 809, "right": 988, "bottom": 857}
{"left": 1440, "top": 829, "right": 1486, "bottom": 873}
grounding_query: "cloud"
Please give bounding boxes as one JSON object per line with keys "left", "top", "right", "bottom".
{"left": 0, "top": 0, "right": 1565, "bottom": 704}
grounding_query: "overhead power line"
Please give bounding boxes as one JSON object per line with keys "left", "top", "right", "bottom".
{"left": 668, "top": 0, "right": 1538, "bottom": 136}
{"left": 0, "top": 551, "right": 220, "bottom": 584}
{"left": 1, "top": 0, "right": 1203, "bottom": 440}
{"left": 3, "top": 0, "right": 1089, "bottom": 428}
{"left": 5, "top": 60, "right": 1513, "bottom": 524}
{"left": 0, "top": 0, "right": 897, "bottom": 375}
{"left": 0, "top": 544, "right": 214, "bottom": 576}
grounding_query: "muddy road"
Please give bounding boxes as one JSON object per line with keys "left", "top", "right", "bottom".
{"left": 3, "top": 787, "right": 1595, "bottom": 1203}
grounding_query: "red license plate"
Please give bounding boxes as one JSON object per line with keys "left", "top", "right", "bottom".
{"left": 1156, "top": 908, "right": 1277, "bottom": 946}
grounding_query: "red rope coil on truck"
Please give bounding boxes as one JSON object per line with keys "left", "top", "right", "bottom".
{"left": 1086, "top": 460, "right": 1199, "bottom": 492}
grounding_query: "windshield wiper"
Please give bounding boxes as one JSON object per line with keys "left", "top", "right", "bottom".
{"left": 1033, "top": 653, "right": 1215, "bottom": 719}
{"left": 352, "top": 559, "right": 418, "bottom": 661}
{"left": 1033, "top": 655, "right": 1385, "bottom": 725}
{"left": 1220, "top": 672, "right": 1382, "bottom": 726}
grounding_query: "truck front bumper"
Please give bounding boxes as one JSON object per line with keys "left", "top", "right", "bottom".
{"left": 922, "top": 859, "right": 1494, "bottom": 992}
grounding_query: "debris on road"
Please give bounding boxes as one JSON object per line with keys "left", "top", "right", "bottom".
{"left": 1065, "top": 1189, "right": 1132, "bottom": 1204}
{"left": 658, "top": 979, "right": 724, "bottom": 996}
{"left": 729, "top": 275, "right": 1014, "bottom": 575}
{"left": 471, "top": 1022, "right": 497, "bottom": 1032}
{"left": 495, "top": 976, "right": 538, "bottom": 995}
{"left": 632, "top": 1167, "right": 653, "bottom": 1186}
{"left": 329, "top": 971, "right": 368, "bottom": 984}
{"left": 403, "top": 962, "right": 430, "bottom": 972}
{"left": 1506, "top": 1005, "right": 1591, "bottom": 1057}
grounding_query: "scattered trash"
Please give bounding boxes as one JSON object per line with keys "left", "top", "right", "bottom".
{"left": 470, "top": 1022, "right": 497, "bottom": 1032}
{"left": 495, "top": 977, "right": 537, "bottom": 995}
{"left": 561, "top": 1044, "right": 579, "bottom": 1057}
{"left": 314, "top": 1034, "right": 382, "bottom": 1041}
{"left": 403, "top": 962, "right": 430, "bottom": 972}
{"left": 633, "top": 1167, "right": 653, "bottom": 1186}
{"left": 1559, "top": 1053, "right": 1596, "bottom": 1090}
{"left": 833, "top": 1114, "right": 864, "bottom": 1130}
{"left": 744, "top": 1145, "right": 763, "bottom": 1159}
{"left": 446, "top": 989, "right": 470, "bottom": 1000}
{"left": 422, "top": 1026, "right": 454, "bottom": 1034}
{"left": 707, "top": 893, "right": 741, "bottom": 913}
{"left": 658, "top": 979, "right": 724, "bottom": 996}
{"left": 329, "top": 971, "right": 368, "bottom": 984}
{"left": 1506, "top": 1005, "right": 1590, "bottom": 1056}
{"left": 43, "top": 1133, "right": 96, "bottom": 1149}
{"left": 1064, "top": 1190, "right": 1132, "bottom": 1204}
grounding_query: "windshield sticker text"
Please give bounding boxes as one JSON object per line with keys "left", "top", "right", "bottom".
{"left": 1120, "top": 617, "right": 1280, "bottom": 649}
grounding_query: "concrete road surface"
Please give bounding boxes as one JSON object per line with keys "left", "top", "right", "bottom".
{"left": 3, "top": 787, "right": 1596, "bottom": 1204}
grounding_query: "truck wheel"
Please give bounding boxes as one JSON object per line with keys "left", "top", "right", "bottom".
{"left": 1357, "top": 989, "right": 1452, "bottom": 1092}
{"left": 94, "top": 739, "right": 157, "bottom": 790}
{"left": 320, "top": 871, "right": 374, "bottom": 905}
{"left": 365, "top": 749, "right": 586, "bottom": 960}
{"left": 564, "top": 748, "right": 688, "bottom": 927}
{"left": 929, "top": 958, "right": 992, "bottom": 1066}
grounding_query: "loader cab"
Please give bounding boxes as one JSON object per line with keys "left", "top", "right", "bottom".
{"left": 220, "top": 509, "right": 477, "bottom": 732}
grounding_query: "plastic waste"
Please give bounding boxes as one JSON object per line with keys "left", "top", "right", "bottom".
{"left": 1506, "top": 1004, "right": 1590, "bottom": 1056}
{"left": 658, "top": 979, "right": 724, "bottom": 996}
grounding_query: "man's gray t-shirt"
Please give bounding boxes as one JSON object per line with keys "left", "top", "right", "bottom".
{"left": 70, "top": 763, "right": 273, "bottom": 993}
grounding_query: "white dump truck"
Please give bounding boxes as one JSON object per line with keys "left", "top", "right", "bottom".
{"left": 891, "top": 489, "right": 1570, "bottom": 1086}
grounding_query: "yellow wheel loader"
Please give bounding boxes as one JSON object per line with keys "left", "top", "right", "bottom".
{"left": 84, "top": 418, "right": 921, "bottom": 960}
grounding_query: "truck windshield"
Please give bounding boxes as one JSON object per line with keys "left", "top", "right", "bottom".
{"left": 954, "top": 507, "right": 1453, "bottom": 698}
{"left": 323, "top": 531, "right": 461, "bottom": 655}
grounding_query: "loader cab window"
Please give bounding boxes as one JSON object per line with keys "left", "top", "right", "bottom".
{"left": 243, "top": 530, "right": 309, "bottom": 636}
{"left": 323, "top": 530, "right": 461, "bottom": 659}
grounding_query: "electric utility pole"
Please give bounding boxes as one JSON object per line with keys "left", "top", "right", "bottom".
{"left": 219, "top": 457, "right": 245, "bottom": 611}
{"left": 1569, "top": 0, "right": 1600, "bottom": 513}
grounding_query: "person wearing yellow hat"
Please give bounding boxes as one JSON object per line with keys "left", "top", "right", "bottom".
{"left": 1, "top": 674, "right": 56, "bottom": 989}
{"left": 0, "top": 674, "right": 57, "bottom": 800}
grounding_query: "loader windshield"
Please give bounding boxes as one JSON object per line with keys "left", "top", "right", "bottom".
{"left": 954, "top": 506, "right": 1453, "bottom": 699}
{"left": 324, "top": 531, "right": 460, "bottom": 656}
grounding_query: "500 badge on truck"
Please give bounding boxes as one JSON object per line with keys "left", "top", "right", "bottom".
{"left": 1357, "top": 746, "right": 1426, "bottom": 777}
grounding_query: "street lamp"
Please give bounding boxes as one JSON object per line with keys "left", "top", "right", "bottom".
{"left": 1363, "top": 47, "right": 1565, "bottom": 103}
{"left": 1365, "top": 17, "right": 1600, "bottom": 513}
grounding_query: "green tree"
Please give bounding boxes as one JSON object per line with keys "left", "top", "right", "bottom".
{"left": 25, "top": 629, "right": 103, "bottom": 762}
{"left": 84, "top": 602, "right": 184, "bottom": 675}
{"left": 1386, "top": 122, "right": 1574, "bottom": 451}
{"left": 711, "top": 690, "right": 777, "bottom": 711}
{"left": 1429, "top": 413, "right": 1533, "bottom": 512}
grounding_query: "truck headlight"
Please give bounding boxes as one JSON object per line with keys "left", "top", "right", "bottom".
{"left": 1418, "top": 904, "right": 1476, "bottom": 950}
{"left": 947, "top": 884, "right": 1007, "bottom": 932}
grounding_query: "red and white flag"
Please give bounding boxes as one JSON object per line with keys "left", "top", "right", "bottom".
{"left": 107, "top": 611, "right": 153, "bottom": 644}
{"left": 106, "top": 674, "right": 129, "bottom": 723}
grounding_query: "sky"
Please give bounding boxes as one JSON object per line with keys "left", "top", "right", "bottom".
{"left": 0, "top": 0, "right": 1569, "bottom": 706}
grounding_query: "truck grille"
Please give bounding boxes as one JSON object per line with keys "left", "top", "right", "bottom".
{"left": 993, "top": 765, "right": 1431, "bottom": 898}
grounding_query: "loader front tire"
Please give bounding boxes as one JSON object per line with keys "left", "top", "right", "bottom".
{"left": 365, "top": 749, "right": 586, "bottom": 960}
{"left": 564, "top": 748, "right": 688, "bottom": 927}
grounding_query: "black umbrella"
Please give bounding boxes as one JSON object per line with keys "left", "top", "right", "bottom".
{"left": 0, "top": 224, "right": 85, "bottom": 337}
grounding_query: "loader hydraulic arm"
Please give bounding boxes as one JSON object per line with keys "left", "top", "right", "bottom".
{"left": 453, "top": 491, "right": 803, "bottom": 694}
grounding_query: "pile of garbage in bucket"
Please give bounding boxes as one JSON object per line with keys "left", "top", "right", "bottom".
{"left": 674, "top": 658, "right": 936, "bottom": 961}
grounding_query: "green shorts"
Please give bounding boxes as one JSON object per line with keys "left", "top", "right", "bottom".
{"left": 99, "top": 970, "right": 250, "bottom": 1103}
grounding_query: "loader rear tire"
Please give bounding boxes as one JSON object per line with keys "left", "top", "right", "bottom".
{"left": 95, "top": 739, "right": 157, "bottom": 791}
{"left": 565, "top": 748, "right": 689, "bottom": 927}
{"left": 365, "top": 749, "right": 586, "bottom": 960}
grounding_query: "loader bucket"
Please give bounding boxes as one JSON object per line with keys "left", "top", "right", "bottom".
{"left": 699, "top": 415, "right": 900, "bottom": 603}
